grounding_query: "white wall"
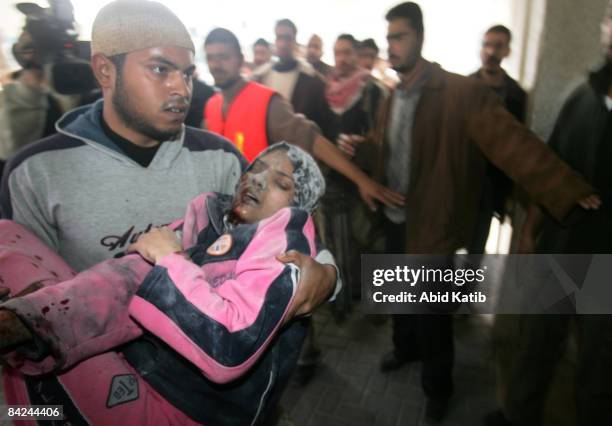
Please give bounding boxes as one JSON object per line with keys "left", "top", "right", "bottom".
{"left": 2, "top": 0, "right": 533, "bottom": 83}
{"left": 528, "top": 0, "right": 609, "bottom": 139}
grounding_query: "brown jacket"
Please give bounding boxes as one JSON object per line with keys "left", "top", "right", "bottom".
{"left": 374, "top": 63, "right": 593, "bottom": 254}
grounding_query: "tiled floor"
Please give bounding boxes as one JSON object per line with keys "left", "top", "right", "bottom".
{"left": 279, "top": 308, "right": 497, "bottom": 426}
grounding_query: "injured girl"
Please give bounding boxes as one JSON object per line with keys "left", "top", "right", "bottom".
{"left": 0, "top": 142, "right": 329, "bottom": 425}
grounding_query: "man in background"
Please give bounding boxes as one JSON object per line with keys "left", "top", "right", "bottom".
{"left": 468, "top": 25, "right": 527, "bottom": 259}
{"left": 321, "top": 33, "right": 387, "bottom": 311}
{"left": 471, "top": 25, "right": 527, "bottom": 121}
{"left": 306, "top": 34, "right": 333, "bottom": 78}
{"left": 0, "top": 30, "right": 64, "bottom": 163}
{"left": 345, "top": 3, "right": 600, "bottom": 423}
{"left": 253, "top": 19, "right": 337, "bottom": 141}
{"left": 203, "top": 27, "right": 401, "bottom": 208}
{"left": 252, "top": 38, "right": 272, "bottom": 69}
{"left": 357, "top": 38, "right": 380, "bottom": 71}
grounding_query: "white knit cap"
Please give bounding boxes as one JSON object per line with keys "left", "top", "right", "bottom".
{"left": 91, "top": 0, "right": 194, "bottom": 56}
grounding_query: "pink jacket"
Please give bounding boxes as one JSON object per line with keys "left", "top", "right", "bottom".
{"left": 2, "top": 192, "right": 318, "bottom": 425}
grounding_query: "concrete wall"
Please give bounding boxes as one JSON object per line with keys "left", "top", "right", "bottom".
{"left": 528, "top": 0, "right": 609, "bottom": 140}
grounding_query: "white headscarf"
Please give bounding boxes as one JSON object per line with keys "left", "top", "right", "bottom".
{"left": 249, "top": 142, "right": 325, "bottom": 213}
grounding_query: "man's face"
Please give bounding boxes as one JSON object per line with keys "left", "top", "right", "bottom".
{"left": 205, "top": 42, "right": 243, "bottom": 88}
{"left": 232, "top": 149, "right": 295, "bottom": 224}
{"left": 480, "top": 31, "right": 510, "bottom": 73}
{"left": 358, "top": 47, "right": 378, "bottom": 71}
{"left": 334, "top": 39, "right": 358, "bottom": 77}
{"left": 386, "top": 18, "right": 421, "bottom": 74}
{"left": 253, "top": 45, "right": 271, "bottom": 67}
{"left": 275, "top": 25, "right": 297, "bottom": 62}
{"left": 307, "top": 36, "right": 323, "bottom": 63}
{"left": 602, "top": 16, "right": 612, "bottom": 62}
{"left": 12, "top": 31, "right": 41, "bottom": 69}
{"left": 111, "top": 46, "right": 194, "bottom": 142}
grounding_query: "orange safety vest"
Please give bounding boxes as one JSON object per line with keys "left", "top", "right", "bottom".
{"left": 205, "top": 81, "right": 275, "bottom": 162}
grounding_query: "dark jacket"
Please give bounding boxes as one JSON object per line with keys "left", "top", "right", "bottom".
{"left": 311, "top": 60, "right": 333, "bottom": 79}
{"left": 469, "top": 70, "right": 527, "bottom": 123}
{"left": 185, "top": 78, "right": 215, "bottom": 128}
{"left": 373, "top": 62, "right": 593, "bottom": 254}
{"left": 329, "top": 78, "right": 386, "bottom": 180}
{"left": 537, "top": 63, "right": 612, "bottom": 253}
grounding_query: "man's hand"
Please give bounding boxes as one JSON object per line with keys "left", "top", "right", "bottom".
{"left": 276, "top": 250, "right": 336, "bottom": 319}
{"left": 313, "top": 134, "right": 406, "bottom": 211}
{"left": 337, "top": 134, "right": 365, "bottom": 158}
{"left": 357, "top": 177, "right": 405, "bottom": 212}
{"left": 127, "top": 226, "right": 182, "bottom": 263}
{"left": 579, "top": 194, "right": 601, "bottom": 210}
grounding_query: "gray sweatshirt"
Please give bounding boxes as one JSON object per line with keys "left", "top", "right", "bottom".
{"left": 1, "top": 100, "right": 246, "bottom": 271}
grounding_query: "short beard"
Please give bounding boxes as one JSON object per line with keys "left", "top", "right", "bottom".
{"left": 392, "top": 53, "right": 419, "bottom": 74}
{"left": 112, "top": 72, "right": 180, "bottom": 142}
{"left": 391, "top": 43, "right": 422, "bottom": 74}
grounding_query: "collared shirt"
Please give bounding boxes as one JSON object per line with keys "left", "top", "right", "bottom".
{"left": 384, "top": 66, "right": 431, "bottom": 224}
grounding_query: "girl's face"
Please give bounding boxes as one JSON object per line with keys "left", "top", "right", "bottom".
{"left": 232, "top": 150, "right": 296, "bottom": 224}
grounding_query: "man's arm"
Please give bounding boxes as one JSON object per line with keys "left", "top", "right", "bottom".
{"left": 514, "top": 85, "right": 598, "bottom": 254}
{"left": 0, "top": 254, "right": 151, "bottom": 372}
{"left": 266, "top": 95, "right": 405, "bottom": 211}
{"left": 467, "top": 84, "right": 596, "bottom": 223}
{"left": 266, "top": 94, "right": 318, "bottom": 152}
